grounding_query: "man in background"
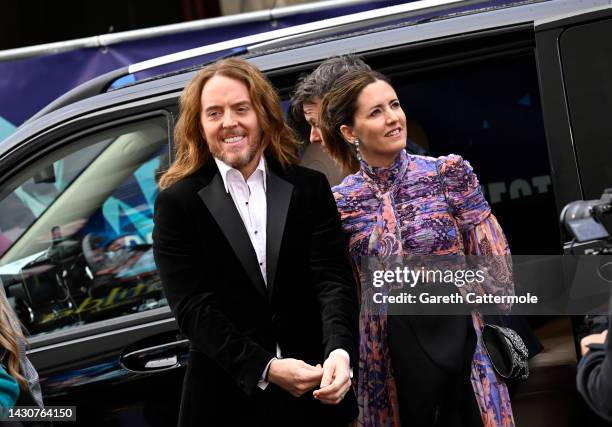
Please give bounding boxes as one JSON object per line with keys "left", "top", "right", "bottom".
{"left": 290, "top": 54, "right": 428, "bottom": 185}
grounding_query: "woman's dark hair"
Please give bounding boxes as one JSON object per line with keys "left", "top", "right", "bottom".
{"left": 319, "top": 70, "right": 391, "bottom": 173}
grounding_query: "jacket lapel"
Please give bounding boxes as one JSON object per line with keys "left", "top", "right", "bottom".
{"left": 266, "top": 169, "right": 293, "bottom": 300}
{"left": 197, "top": 169, "right": 268, "bottom": 300}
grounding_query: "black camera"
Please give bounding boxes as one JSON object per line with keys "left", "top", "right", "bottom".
{"left": 561, "top": 188, "right": 612, "bottom": 252}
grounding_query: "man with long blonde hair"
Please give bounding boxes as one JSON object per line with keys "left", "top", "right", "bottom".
{"left": 153, "top": 58, "right": 358, "bottom": 426}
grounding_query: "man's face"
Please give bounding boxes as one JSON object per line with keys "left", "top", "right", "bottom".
{"left": 200, "top": 75, "right": 263, "bottom": 176}
{"left": 303, "top": 99, "right": 325, "bottom": 148}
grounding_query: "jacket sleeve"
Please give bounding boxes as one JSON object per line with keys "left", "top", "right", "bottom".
{"left": 309, "top": 172, "right": 359, "bottom": 364}
{"left": 153, "top": 189, "right": 274, "bottom": 397}
{"left": 577, "top": 336, "right": 612, "bottom": 421}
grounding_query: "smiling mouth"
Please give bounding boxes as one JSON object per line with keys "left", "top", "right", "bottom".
{"left": 385, "top": 127, "right": 402, "bottom": 137}
{"left": 223, "top": 135, "right": 245, "bottom": 144}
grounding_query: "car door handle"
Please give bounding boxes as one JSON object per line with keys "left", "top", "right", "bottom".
{"left": 120, "top": 338, "right": 189, "bottom": 373}
{"left": 144, "top": 355, "right": 178, "bottom": 369}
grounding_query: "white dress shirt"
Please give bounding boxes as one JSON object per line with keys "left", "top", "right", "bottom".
{"left": 214, "top": 156, "right": 267, "bottom": 284}
{"left": 213, "top": 156, "right": 350, "bottom": 390}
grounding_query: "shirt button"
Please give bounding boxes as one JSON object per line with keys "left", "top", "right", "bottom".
{"left": 245, "top": 202, "right": 249, "bottom": 205}
{"left": 259, "top": 262, "right": 263, "bottom": 266}
{"left": 254, "top": 230, "right": 258, "bottom": 234}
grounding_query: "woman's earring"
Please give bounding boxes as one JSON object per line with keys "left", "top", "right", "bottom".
{"left": 354, "top": 138, "right": 362, "bottom": 161}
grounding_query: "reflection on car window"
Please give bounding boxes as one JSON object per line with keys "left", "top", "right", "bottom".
{"left": 0, "top": 116, "right": 169, "bottom": 336}
{"left": 0, "top": 141, "right": 111, "bottom": 257}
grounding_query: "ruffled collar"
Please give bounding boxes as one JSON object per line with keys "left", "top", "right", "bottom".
{"left": 360, "top": 150, "right": 409, "bottom": 194}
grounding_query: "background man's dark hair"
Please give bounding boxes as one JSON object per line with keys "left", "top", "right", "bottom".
{"left": 289, "top": 54, "right": 371, "bottom": 129}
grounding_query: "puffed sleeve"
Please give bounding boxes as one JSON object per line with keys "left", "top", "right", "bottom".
{"left": 437, "top": 155, "right": 513, "bottom": 306}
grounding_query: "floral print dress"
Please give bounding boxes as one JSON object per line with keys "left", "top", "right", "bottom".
{"left": 332, "top": 150, "right": 515, "bottom": 427}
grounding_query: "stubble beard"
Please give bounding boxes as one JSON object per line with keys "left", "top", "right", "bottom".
{"left": 211, "top": 135, "right": 263, "bottom": 169}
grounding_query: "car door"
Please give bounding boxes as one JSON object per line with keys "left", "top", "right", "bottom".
{"left": 536, "top": 10, "right": 612, "bottom": 427}
{"left": 0, "top": 99, "right": 186, "bottom": 426}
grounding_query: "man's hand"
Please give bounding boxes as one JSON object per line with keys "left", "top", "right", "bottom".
{"left": 581, "top": 330, "right": 608, "bottom": 356}
{"left": 267, "top": 358, "right": 323, "bottom": 397}
{"left": 313, "top": 352, "right": 351, "bottom": 404}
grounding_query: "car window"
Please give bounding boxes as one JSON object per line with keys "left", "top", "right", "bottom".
{"left": 559, "top": 18, "right": 612, "bottom": 199}
{"left": 393, "top": 54, "right": 559, "bottom": 254}
{"left": 0, "top": 116, "right": 170, "bottom": 336}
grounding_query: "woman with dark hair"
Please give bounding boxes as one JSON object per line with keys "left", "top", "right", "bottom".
{"left": 319, "top": 70, "right": 514, "bottom": 427}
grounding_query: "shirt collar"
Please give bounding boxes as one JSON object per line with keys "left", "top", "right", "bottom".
{"left": 213, "top": 155, "right": 267, "bottom": 193}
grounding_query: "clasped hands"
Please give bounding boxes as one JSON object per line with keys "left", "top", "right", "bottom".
{"left": 267, "top": 353, "right": 351, "bottom": 404}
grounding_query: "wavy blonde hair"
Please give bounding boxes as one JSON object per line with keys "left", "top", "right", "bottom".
{"left": 0, "top": 286, "right": 27, "bottom": 390}
{"left": 159, "top": 58, "right": 300, "bottom": 189}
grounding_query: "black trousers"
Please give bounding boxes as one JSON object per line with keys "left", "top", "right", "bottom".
{"left": 387, "top": 316, "right": 483, "bottom": 427}
{"left": 248, "top": 384, "right": 355, "bottom": 427}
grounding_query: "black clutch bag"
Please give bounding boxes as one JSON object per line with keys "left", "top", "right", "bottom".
{"left": 482, "top": 323, "right": 529, "bottom": 381}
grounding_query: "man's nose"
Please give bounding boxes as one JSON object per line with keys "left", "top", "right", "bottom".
{"left": 222, "top": 110, "right": 236, "bottom": 128}
{"left": 309, "top": 126, "right": 322, "bottom": 144}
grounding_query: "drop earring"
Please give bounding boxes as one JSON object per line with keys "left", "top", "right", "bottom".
{"left": 354, "top": 138, "right": 362, "bottom": 161}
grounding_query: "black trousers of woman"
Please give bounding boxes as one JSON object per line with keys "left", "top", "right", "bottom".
{"left": 387, "top": 316, "right": 483, "bottom": 427}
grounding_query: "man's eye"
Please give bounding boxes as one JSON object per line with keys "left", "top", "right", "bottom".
{"left": 207, "top": 111, "right": 219, "bottom": 118}
{"left": 237, "top": 106, "right": 249, "bottom": 112}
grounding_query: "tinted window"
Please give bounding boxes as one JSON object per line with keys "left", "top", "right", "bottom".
{"left": 396, "top": 54, "right": 559, "bottom": 254}
{"left": 0, "top": 116, "right": 170, "bottom": 336}
{"left": 560, "top": 18, "right": 612, "bottom": 199}
{"left": 388, "top": 55, "right": 556, "bottom": 254}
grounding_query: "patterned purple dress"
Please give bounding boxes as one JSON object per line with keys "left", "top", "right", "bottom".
{"left": 332, "top": 150, "right": 515, "bottom": 427}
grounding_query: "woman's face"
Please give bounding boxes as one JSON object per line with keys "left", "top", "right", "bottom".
{"left": 340, "top": 79, "right": 407, "bottom": 167}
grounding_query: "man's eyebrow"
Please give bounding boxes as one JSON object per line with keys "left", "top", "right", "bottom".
{"left": 203, "top": 100, "right": 251, "bottom": 111}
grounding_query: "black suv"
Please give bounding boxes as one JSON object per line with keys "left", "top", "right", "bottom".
{"left": 0, "top": 0, "right": 611, "bottom": 425}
